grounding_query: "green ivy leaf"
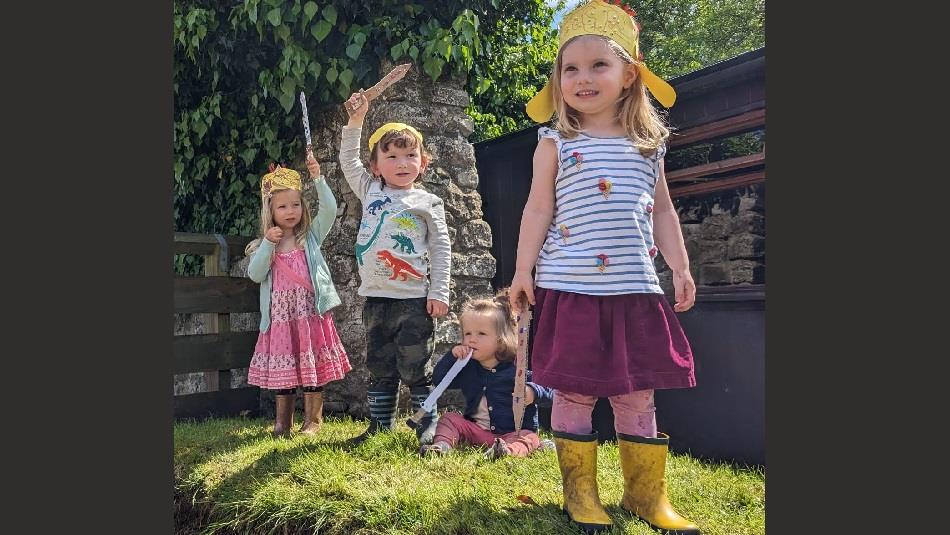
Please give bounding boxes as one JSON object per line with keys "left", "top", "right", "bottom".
{"left": 174, "top": 161, "right": 184, "bottom": 179}
{"left": 339, "top": 68, "right": 353, "bottom": 87}
{"left": 275, "top": 24, "right": 290, "bottom": 41}
{"left": 194, "top": 121, "right": 208, "bottom": 140}
{"left": 248, "top": 4, "right": 258, "bottom": 24}
{"left": 281, "top": 76, "right": 295, "bottom": 94}
{"left": 326, "top": 65, "right": 338, "bottom": 83}
{"left": 311, "top": 20, "right": 331, "bottom": 42}
{"left": 266, "top": 7, "right": 281, "bottom": 27}
{"left": 303, "top": 1, "right": 318, "bottom": 22}
{"left": 422, "top": 56, "right": 444, "bottom": 80}
{"left": 437, "top": 39, "right": 452, "bottom": 61}
{"left": 390, "top": 43, "right": 403, "bottom": 61}
{"left": 308, "top": 61, "right": 322, "bottom": 80}
{"left": 278, "top": 90, "right": 294, "bottom": 113}
{"left": 346, "top": 43, "right": 362, "bottom": 60}
{"left": 409, "top": 45, "right": 419, "bottom": 60}
{"left": 322, "top": 5, "right": 337, "bottom": 25}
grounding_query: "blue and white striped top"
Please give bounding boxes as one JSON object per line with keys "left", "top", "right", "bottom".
{"left": 535, "top": 127, "right": 667, "bottom": 296}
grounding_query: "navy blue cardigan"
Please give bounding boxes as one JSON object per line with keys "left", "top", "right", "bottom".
{"left": 432, "top": 349, "right": 554, "bottom": 434}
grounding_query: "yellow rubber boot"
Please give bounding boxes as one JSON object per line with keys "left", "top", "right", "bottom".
{"left": 553, "top": 431, "right": 613, "bottom": 533}
{"left": 618, "top": 432, "right": 700, "bottom": 534}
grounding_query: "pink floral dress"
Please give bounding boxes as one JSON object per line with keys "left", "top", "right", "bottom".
{"left": 247, "top": 248, "right": 351, "bottom": 389}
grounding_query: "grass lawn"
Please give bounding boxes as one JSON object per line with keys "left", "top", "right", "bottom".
{"left": 174, "top": 415, "right": 764, "bottom": 534}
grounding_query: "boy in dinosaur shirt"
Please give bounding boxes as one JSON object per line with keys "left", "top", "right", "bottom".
{"left": 339, "top": 91, "right": 451, "bottom": 446}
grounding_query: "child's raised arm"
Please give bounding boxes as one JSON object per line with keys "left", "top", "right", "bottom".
{"left": 306, "top": 150, "right": 337, "bottom": 243}
{"left": 338, "top": 91, "right": 373, "bottom": 201}
{"left": 509, "top": 137, "right": 558, "bottom": 312}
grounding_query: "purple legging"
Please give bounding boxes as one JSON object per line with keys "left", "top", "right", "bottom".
{"left": 551, "top": 389, "right": 657, "bottom": 438}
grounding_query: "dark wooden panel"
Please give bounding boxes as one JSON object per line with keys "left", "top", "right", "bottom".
{"left": 174, "top": 233, "right": 254, "bottom": 256}
{"left": 174, "top": 276, "right": 259, "bottom": 313}
{"left": 668, "top": 109, "right": 765, "bottom": 148}
{"left": 666, "top": 152, "right": 765, "bottom": 183}
{"left": 670, "top": 171, "right": 765, "bottom": 198}
{"left": 174, "top": 332, "right": 258, "bottom": 374}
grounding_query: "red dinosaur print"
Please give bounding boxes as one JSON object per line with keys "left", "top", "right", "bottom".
{"left": 376, "top": 250, "right": 424, "bottom": 281}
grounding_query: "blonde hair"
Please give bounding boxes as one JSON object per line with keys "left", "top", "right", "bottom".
{"left": 244, "top": 187, "right": 312, "bottom": 256}
{"left": 368, "top": 129, "right": 433, "bottom": 188}
{"left": 460, "top": 289, "right": 518, "bottom": 363}
{"left": 549, "top": 35, "right": 670, "bottom": 157}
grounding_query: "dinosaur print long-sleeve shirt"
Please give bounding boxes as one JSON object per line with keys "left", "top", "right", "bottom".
{"left": 339, "top": 125, "right": 451, "bottom": 305}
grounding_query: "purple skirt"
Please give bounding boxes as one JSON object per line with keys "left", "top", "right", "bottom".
{"left": 530, "top": 287, "right": 696, "bottom": 397}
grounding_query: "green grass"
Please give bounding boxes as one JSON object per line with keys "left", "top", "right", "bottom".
{"left": 174, "top": 416, "right": 764, "bottom": 535}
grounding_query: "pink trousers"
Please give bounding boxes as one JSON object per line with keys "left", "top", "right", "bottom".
{"left": 432, "top": 412, "right": 542, "bottom": 457}
{"left": 550, "top": 389, "right": 657, "bottom": 437}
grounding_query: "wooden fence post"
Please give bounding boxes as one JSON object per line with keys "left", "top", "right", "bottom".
{"left": 202, "top": 234, "right": 232, "bottom": 392}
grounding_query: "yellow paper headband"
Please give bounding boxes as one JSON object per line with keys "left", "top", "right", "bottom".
{"left": 260, "top": 165, "right": 302, "bottom": 198}
{"left": 525, "top": 0, "right": 676, "bottom": 123}
{"left": 368, "top": 122, "right": 424, "bottom": 151}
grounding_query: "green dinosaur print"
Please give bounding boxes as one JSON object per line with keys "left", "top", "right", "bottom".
{"left": 390, "top": 233, "right": 417, "bottom": 254}
{"left": 355, "top": 210, "right": 390, "bottom": 266}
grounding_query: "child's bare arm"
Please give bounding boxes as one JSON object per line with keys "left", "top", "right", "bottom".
{"left": 653, "top": 159, "right": 696, "bottom": 312}
{"left": 510, "top": 137, "right": 557, "bottom": 312}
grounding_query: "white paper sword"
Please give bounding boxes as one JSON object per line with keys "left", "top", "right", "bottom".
{"left": 406, "top": 348, "right": 472, "bottom": 429}
{"left": 298, "top": 91, "right": 312, "bottom": 150}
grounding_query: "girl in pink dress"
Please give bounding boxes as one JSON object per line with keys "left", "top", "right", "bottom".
{"left": 245, "top": 151, "right": 351, "bottom": 437}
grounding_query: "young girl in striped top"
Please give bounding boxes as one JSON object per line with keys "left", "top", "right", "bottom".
{"left": 509, "top": 2, "right": 699, "bottom": 533}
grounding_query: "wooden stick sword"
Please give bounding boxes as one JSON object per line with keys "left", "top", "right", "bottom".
{"left": 345, "top": 63, "right": 412, "bottom": 111}
{"left": 512, "top": 309, "right": 532, "bottom": 433}
{"left": 406, "top": 348, "right": 472, "bottom": 429}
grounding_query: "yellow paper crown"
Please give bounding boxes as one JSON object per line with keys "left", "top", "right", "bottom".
{"left": 260, "top": 165, "right": 302, "bottom": 198}
{"left": 525, "top": 0, "right": 676, "bottom": 123}
{"left": 368, "top": 122, "right": 424, "bottom": 151}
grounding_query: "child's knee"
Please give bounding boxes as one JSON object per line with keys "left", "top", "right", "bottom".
{"left": 440, "top": 412, "right": 465, "bottom": 426}
{"left": 610, "top": 389, "right": 655, "bottom": 413}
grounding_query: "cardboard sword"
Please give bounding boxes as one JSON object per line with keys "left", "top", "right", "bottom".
{"left": 406, "top": 348, "right": 472, "bottom": 429}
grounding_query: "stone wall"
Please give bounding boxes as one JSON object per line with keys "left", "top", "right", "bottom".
{"left": 656, "top": 183, "right": 765, "bottom": 291}
{"left": 175, "top": 61, "right": 494, "bottom": 416}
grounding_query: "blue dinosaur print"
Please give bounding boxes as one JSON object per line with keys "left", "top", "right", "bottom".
{"left": 367, "top": 196, "right": 392, "bottom": 215}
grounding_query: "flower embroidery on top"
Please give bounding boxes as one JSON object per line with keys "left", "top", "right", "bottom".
{"left": 568, "top": 151, "right": 583, "bottom": 168}
{"left": 555, "top": 224, "right": 570, "bottom": 244}
{"left": 596, "top": 254, "right": 610, "bottom": 273}
{"left": 649, "top": 246, "right": 658, "bottom": 258}
{"left": 645, "top": 202, "right": 654, "bottom": 214}
{"left": 598, "top": 178, "right": 612, "bottom": 199}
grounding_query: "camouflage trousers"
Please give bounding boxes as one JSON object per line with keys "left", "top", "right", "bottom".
{"left": 363, "top": 296, "right": 435, "bottom": 391}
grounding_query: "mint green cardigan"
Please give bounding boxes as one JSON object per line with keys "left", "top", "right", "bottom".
{"left": 247, "top": 177, "right": 342, "bottom": 332}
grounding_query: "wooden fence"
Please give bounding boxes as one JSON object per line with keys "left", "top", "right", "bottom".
{"left": 174, "top": 232, "right": 259, "bottom": 420}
